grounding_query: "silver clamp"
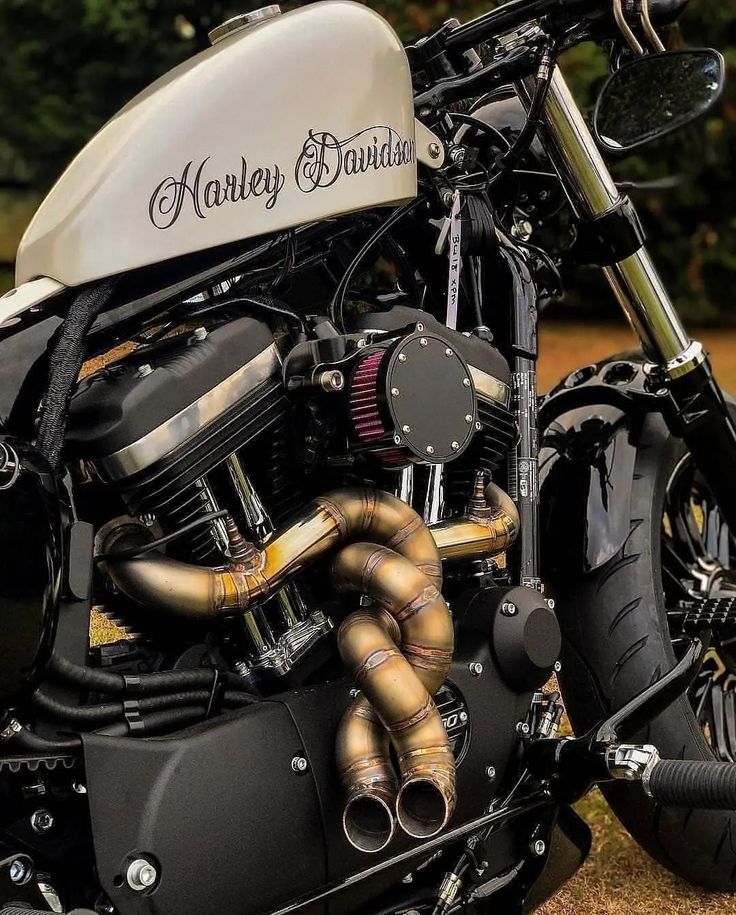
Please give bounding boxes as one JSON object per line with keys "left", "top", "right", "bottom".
{"left": 606, "top": 743, "right": 661, "bottom": 794}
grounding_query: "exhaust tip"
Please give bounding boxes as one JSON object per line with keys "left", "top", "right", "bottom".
{"left": 396, "top": 778, "right": 451, "bottom": 840}
{"left": 343, "top": 794, "right": 396, "bottom": 853}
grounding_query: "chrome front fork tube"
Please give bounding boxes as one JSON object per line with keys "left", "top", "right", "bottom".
{"left": 520, "top": 66, "right": 736, "bottom": 531}
{"left": 520, "top": 67, "right": 703, "bottom": 378}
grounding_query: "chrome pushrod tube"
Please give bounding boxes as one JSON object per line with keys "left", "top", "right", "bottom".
{"left": 519, "top": 67, "right": 698, "bottom": 374}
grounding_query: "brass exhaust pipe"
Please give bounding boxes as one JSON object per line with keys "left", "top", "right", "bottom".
{"left": 101, "top": 488, "right": 442, "bottom": 619}
{"left": 334, "top": 544, "right": 455, "bottom": 843}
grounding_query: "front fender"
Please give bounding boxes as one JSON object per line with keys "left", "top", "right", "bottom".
{"left": 539, "top": 354, "right": 664, "bottom": 578}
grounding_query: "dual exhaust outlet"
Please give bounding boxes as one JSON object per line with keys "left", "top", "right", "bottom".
{"left": 101, "top": 480, "right": 519, "bottom": 853}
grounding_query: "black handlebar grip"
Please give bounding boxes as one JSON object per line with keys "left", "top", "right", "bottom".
{"left": 647, "top": 759, "right": 736, "bottom": 809}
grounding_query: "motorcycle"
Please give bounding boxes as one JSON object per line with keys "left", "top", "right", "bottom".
{"left": 0, "top": 0, "right": 735, "bottom": 912}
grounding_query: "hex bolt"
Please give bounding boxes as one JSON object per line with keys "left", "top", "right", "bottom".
{"left": 486, "top": 765, "right": 497, "bottom": 780}
{"left": 502, "top": 601, "right": 518, "bottom": 617}
{"left": 136, "top": 364, "right": 153, "bottom": 379}
{"left": 451, "top": 441, "right": 460, "bottom": 451}
{"left": 465, "top": 414, "right": 473, "bottom": 424}
{"left": 191, "top": 326, "right": 208, "bottom": 343}
{"left": 126, "top": 858, "right": 158, "bottom": 892}
{"left": 291, "top": 756, "right": 309, "bottom": 774}
{"left": 30, "top": 809, "right": 54, "bottom": 834}
{"left": 398, "top": 353, "right": 408, "bottom": 363}
{"left": 428, "top": 142, "right": 443, "bottom": 160}
{"left": 531, "top": 840, "right": 546, "bottom": 857}
{"left": 9, "top": 857, "right": 32, "bottom": 885}
{"left": 469, "top": 662, "right": 484, "bottom": 677}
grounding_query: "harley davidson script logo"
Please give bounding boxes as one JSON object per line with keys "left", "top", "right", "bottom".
{"left": 148, "top": 126, "right": 416, "bottom": 230}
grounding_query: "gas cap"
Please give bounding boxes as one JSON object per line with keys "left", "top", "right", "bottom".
{"left": 209, "top": 6, "right": 282, "bottom": 45}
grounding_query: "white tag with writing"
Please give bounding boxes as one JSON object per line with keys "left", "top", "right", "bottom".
{"left": 446, "top": 192, "right": 462, "bottom": 330}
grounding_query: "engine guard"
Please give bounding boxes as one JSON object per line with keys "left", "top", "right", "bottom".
{"left": 538, "top": 353, "right": 668, "bottom": 579}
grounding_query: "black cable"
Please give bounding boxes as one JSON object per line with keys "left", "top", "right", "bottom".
{"left": 95, "top": 509, "right": 229, "bottom": 563}
{"left": 224, "top": 290, "right": 308, "bottom": 335}
{"left": 49, "top": 654, "right": 251, "bottom": 697}
{"left": 447, "top": 112, "right": 512, "bottom": 150}
{"left": 329, "top": 198, "right": 424, "bottom": 331}
{"left": 32, "top": 688, "right": 252, "bottom": 727}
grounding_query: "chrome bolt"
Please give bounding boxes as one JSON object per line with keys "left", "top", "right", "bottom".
{"left": 469, "top": 662, "right": 483, "bottom": 677}
{"left": 72, "top": 781, "right": 87, "bottom": 795}
{"left": 451, "top": 441, "right": 460, "bottom": 451}
{"left": 554, "top": 661, "right": 562, "bottom": 674}
{"left": 459, "top": 711, "right": 469, "bottom": 723}
{"left": 402, "top": 425, "right": 411, "bottom": 434}
{"left": 547, "top": 598, "right": 556, "bottom": 610}
{"left": 402, "top": 874, "right": 414, "bottom": 884}
{"left": 428, "top": 142, "right": 443, "bottom": 160}
{"left": 9, "top": 857, "right": 32, "bottom": 885}
{"left": 531, "top": 840, "right": 546, "bottom": 857}
{"left": 486, "top": 765, "right": 497, "bottom": 780}
{"left": 394, "top": 435, "right": 402, "bottom": 446}
{"left": 416, "top": 323, "right": 424, "bottom": 332}
{"left": 30, "top": 809, "right": 54, "bottom": 834}
{"left": 442, "top": 190, "right": 455, "bottom": 208}
{"left": 127, "top": 858, "right": 158, "bottom": 892}
{"left": 445, "top": 348, "right": 454, "bottom": 357}
{"left": 136, "top": 363, "right": 153, "bottom": 379}
{"left": 391, "top": 387, "right": 400, "bottom": 397}
{"left": 420, "top": 338, "right": 428, "bottom": 348}
{"left": 291, "top": 756, "right": 308, "bottom": 774}
{"left": 516, "top": 722, "right": 531, "bottom": 736}
{"left": 502, "top": 601, "right": 518, "bottom": 617}
{"left": 426, "top": 445, "right": 435, "bottom": 456}
{"left": 475, "top": 422, "right": 482, "bottom": 431}
{"left": 191, "top": 326, "right": 208, "bottom": 343}
{"left": 398, "top": 353, "right": 408, "bottom": 363}
{"left": 465, "top": 414, "right": 473, "bottom": 424}
{"left": 463, "top": 378, "right": 471, "bottom": 388}
{"left": 319, "top": 370, "right": 345, "bottom": 392}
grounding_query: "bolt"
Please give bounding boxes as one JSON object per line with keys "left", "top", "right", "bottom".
{"left": 426, "top": 445, "right": 435, "bottom": 456}
{"left": 516, "top": 722, "right": 531, "bottom": 736}
{"left": 428, "top": 142, "right": 443, "bottom": 160}
{"left": 451, "top": 441, "right": 460, "bottom": 451}
{"left": 450, "top": 147, "right": 466, "bottom": 166}
{"left": 486, "top": 765, "right": 497, "bottom": 780}
{"left": 459, "top": 711, "right": 469, "bottom": 724}
{"left": 191, "top": 326, "right": 208, "bottom": 343}
{"left": 391, "top": 387, "right": 400, "bottom": 398}
{"left": 547, "top": 598, "right": 556, "bottom": 610}
{"left": 127, "top": 858, "right": 158, "bottom": 892}
{"left": 442, "top": 190, "right": 455, "bottom": 208}
{"left": 291, "top": 756, "right": 308, "bottom": 774}
{"left": 402, "top": 425, "right": 411, "bottom": 434}
{"left": 30, "top": 809, "right": 54, "bottom": 834}
{"left": 9, "top": 857, "right": 32, "bottom": 885}
{"left": 319, "top": 370, "right": 345, "bottom": 392}
{"left": 465, "top": 414, "right": 473, "bottom": 424}
{"left": 531, "top": 840, "right": 546, "bottom": 857}
{"left": 416, "top": 323, "right": 424, "bottom": 332}
{"left": 136, "top": 363, "right": 153, "bottom": 379}
{"left": 402, "top": 874, "right": 414, "bottom": 884}
{"left": 475, "top": 422, "right": 482, "bottom": 431}
{"left": 463, "top": 378, "right": 471, "bottom": 388}
{"left": 469, "top": 662, "right": 484, "bottom": 677}
{"left": 394, "top": 435, "right": 402, "bottom": 446}
{"left": 72, "top": 781, "right": 87, "bottom": 795}
{"left": 445, "top": 348, "right": 454, "bottom": 358}
{"left": 420, "top": 338, "right": 428, "bottom": 347}
{"left": 554, "top": 661, "right": 562, "bottom": 674}
{"left": 398, "top": 353, "right": 408, "bottom": 363}
{"left": 502, "top": 601, "right": 518, "bottom": 617}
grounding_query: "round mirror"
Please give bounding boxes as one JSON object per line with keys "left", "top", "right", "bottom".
{"left": 594, "top": 49, "right": 725, "bottom": 155}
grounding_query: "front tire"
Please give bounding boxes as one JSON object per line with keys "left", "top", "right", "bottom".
{"left": 554, "top": 410, "right": 736, "bottom": 891}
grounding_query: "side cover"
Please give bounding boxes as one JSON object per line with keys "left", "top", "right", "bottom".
{"left": 16, "top": 2, "right": 432, "bottom": 288}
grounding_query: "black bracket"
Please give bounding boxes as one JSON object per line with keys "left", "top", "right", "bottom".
{"left": 569, "top": 196, "right": 646, "bottom": 267}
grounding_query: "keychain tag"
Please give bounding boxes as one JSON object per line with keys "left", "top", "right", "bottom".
{"left": 446, "top": 191, "right": 463, "bottom": 330}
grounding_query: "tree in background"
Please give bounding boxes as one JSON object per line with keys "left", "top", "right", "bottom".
{"left": 0, "top": 0, "right": 733, "bottom": 322}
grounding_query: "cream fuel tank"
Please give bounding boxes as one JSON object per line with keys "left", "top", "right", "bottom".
{"left": 14, "top": 1, "right": 444, "bottom": 292}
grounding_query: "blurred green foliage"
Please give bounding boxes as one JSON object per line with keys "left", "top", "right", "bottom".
{"left": 0, "top": 1, "right": 733, "bottom": 321}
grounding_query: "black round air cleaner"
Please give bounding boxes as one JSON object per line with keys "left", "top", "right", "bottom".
{"left": 349, "top": 330, "right": 479, "bottom": 467}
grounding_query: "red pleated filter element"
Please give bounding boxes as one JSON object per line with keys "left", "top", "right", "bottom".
{"left": 348, "top": 348, "right": 408, "bottom": 467}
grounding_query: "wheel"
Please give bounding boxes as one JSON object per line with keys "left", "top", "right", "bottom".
{"left": 554, "top": 406, "right": 736, "bottom": 891}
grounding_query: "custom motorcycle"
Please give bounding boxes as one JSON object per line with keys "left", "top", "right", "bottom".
{"left": 1, "top": 0, "right": 735, "bottom": 912}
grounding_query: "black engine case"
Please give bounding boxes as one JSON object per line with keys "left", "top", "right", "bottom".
{"left": 82, "top": 625, "right": 533, "bottom": 915}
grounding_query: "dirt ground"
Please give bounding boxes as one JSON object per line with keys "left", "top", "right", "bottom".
{"left": 537, "top": 322, "right": 736, "bottom": 915}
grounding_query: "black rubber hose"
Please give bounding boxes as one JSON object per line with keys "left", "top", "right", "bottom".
{"left": 97, "top": 705, "right": 210, "bottom": 737}
{"left": 49, "top": 654, "right": 251, "bottom": 697}
{"left": 32, "top": 688, "right": 252, "bottom": 726}
{"left": 647, "top": 759, "right": 736, "bottom": 809}
{"left": 7, "top": 725, "right": 82, "bottom": 753}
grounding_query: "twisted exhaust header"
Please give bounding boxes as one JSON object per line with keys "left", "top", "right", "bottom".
{"left": 101, "top": 482, "right": 519, "bottom": 851}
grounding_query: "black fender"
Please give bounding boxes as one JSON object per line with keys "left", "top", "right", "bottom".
{"left": 538, "top": 353, "right": 668, "bottom": 579}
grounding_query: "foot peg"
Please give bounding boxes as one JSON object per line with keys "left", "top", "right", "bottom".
{"left": 679, "top": 597, "right": 736, "bottom": 637}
